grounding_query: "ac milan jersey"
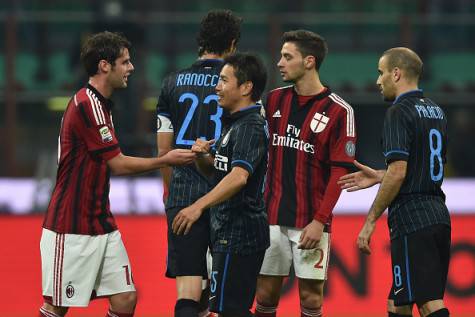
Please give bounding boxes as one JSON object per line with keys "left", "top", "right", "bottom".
{"left": 43, "top": 84, "right": 121, "bottom": 235}
{"left": 157, "top": 59, "right": 224, "bottom": 209}
{"left": 264, "top": 86, "right": 356, "bottom": 229}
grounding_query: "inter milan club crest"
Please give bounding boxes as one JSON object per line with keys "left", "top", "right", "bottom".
{"left": 66, "top": 282, "right": 75, "bottom": 298}
{"left": 310, "top": 112, "right": 329, "bottom": 133}
{"left": 221, "top": 129, "right": 232, "bottom": 147}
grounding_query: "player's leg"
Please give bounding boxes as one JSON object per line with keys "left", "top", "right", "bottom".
{"left": 39, "top": 303, "right": 68, "bottom": 317}
{"left": 387, "top": 299, "right": 413, "bottom": 316}
{"left": 94, "top": 230, "right": 137, "bottom": 316}
{"left": 40, "top": 229, "right": 107, "bottom": 316}
{"left": 291, "top": 228, "right": 331, "bottom": 317}
{"left": 255, "top": 225, "right": 293, "bottom": 317}
{"left": 414, "top": 224, "right": 451, "bottom": 317}
{"left": 166, "top": 207, "right": 211, "bottom": 317}
{"left": 209, "top": 251, "right": 265, "bottom": 317}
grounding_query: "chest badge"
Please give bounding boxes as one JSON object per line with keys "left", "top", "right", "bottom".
{"left": 310, "top": 112, "right": 330, "bottom": 133}
{"left": 221, "top": 128, "right": 232, "bottom": 147}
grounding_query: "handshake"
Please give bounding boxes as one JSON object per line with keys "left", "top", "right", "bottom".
{"left": 191, "top": 138, "right": 215, "bottom": 156}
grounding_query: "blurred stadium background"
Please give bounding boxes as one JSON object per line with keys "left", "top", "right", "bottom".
{"left": 0, "top": 1, "right": 474, "bottom": 316}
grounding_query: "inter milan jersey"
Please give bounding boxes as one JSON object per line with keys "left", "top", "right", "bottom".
{"left": 211, "top": 106, "right": 270, "bottom": 255}
{"left": 264, "top": 86, "right": 356, "bottom": 229}
{"left": 382, "top": 89, "right": 450, "bottom": 240}
{"left": 43, "top": 84, "right": 120, "bottom": 235}
{"left": 157, "top": 59, "right": 224, "bottom": 209}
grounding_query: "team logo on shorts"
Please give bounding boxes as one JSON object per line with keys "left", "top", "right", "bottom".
{"left": 310, "top": 112, "right": 329, "bottom": 133}
{"left": 66, "top": 282, "right": 75, "bottom": 298}
{"left": 99, "top": 126, "right": 113, "bottom": 143}
{"left": 345, "top": 140, "right": 356, "bottom": 157}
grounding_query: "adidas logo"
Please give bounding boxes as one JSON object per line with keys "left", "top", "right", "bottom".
{"left": 272, "top": 110, "right": 282, "bottom": 118}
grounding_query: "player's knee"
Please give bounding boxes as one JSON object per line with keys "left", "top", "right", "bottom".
{"left": 299, "top": 288, "right": 323, "bottom": 309}
{"left": 387, "top": 299, "right": 412, "bottom": 316}
{"left": 41, "top": 303, "right": 68, "bottom": 317}
{"left": 255, "top": 285, "right": 279, "bottom": 306}
{"left": 111, "top": 291, "right": 137, "bottom": 311}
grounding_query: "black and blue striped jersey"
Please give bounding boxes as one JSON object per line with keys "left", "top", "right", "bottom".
{"left": 210, "top": 105, "right": 270, "bottom": 255}
{"left": 157, "top": 59, "right": 225, "bottom": 209}
{"left": 382, "top": 89, "right": 451, "bottom": 240}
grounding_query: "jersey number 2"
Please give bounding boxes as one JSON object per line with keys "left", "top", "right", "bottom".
{"left": 176, "top": 92, "right": 223, "bottom": 145}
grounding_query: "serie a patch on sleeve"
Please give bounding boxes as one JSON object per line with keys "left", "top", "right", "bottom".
{"left": 99, "top": 126, "right": 113, "bottom": 143}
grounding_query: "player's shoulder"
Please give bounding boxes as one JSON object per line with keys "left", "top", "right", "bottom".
{"left": 72, "top": 87, "right": 108, "bottom": 126}
{"left": 327, "top": 91, "right": 354, "bottom": 115}
{"left": 268, "top": 85, "right": 293, "bottom": 97}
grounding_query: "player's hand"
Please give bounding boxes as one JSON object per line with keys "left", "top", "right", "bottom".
{"left": 298, "top": 219, "right": 324, "bottom": 249}
{"left": 357, "top": 220, "right": 376, "bottom": 255}
{"left": 163, "top": 149, "right": 196, "bottom": 166}
{"left": 192, "top": 139, "right": 215, "bottom": 155}
{"left": 172, "top": 205, "right": 203, "bottom": 235}
{"left": 337, "top": 160, "right": 381, "bottom": 192}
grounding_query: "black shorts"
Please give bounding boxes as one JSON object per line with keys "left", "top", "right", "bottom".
{"left": 389, "top": 224, "right": 451, "bottom": 306}
{"left": 209, "top": 251, "right": 265, "bottom": 317}
{"left": 166, "top": 207, "right": 210, "bottom": 278}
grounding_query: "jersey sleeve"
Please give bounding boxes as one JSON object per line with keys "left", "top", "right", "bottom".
{"left": 329, "top": 106, "right": 357, "bottom": 166}
{"left": 75, "top": 101, "right": 120, "bottom": 161}
{"left": 156, "top": 75, "right": 174, "bottom": 132}
{"left": 230, "top": 121, "right": 268, "bottom": 175}
{"left": 382, "top": 105, "right": 412, "bottom": 164}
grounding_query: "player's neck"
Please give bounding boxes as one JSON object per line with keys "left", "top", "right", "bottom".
{"left": 199, "top": 52, "right": 224, "bottom": 60}
{"left": 294, "top": 71, "right": 325, "bottom": 96}
{"left": 229, "top": 99, "right": 255, "bottom": 114}
{"left": 88, "top": 77, "right": 113, "bottom": 99}
{"left": 395, "top": 82, "right": 420, "bottom": 98}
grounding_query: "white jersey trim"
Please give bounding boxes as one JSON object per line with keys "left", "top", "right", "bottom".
{"left": 329, "top": 93, "right": 355, "bottom": 137}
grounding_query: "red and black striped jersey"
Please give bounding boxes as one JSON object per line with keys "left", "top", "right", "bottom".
{"left": 264, "top": 86, "right": 356, "bottom": 229}
{"left": 43, "top": 84, "right": 121, "bottom": 235}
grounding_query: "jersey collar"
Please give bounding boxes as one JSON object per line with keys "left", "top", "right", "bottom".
{"left": 393, "top": 89, "right": 424, "bottom": 105}
{"left": 225, "top": 104, "right": 261, "bottom": 124}
{"left": 86, "top": 83, "right": 114, "bottom": 110}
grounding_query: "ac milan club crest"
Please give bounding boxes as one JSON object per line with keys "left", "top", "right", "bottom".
{"left": 66, "top": 282, "right": 75, "bottom": 298}
{"left": 310, "top": 112, "right": 329, "bottom": 133}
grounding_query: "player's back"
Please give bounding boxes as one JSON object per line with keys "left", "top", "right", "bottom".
{"left": 157, "top": 59, "right": 224, "bottom": 209}
{"left": 382, "top": 90, "right": 450, "bottom": 239}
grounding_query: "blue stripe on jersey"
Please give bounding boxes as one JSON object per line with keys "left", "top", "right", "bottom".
{"left": 384, "top": 150, "right": 409, "bottom": 157}
{"left": 219, "top": 253, "right": 231, "bottom": 311}
{"left": 157, "top": 112, "right": 171, "bottom": 117}
{"left": 393, "top": 89, "right": 423, "bottom": 105}
{"left": 231, "top": 160, "right": 254, "bottom": 173}
{"left": 404, "top": 236, "right": 413, "bottom": 302}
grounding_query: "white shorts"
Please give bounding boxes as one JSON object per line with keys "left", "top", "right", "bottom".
{"left": 260, "top": 225, "right": 331, "bottom": 280}
{"left": 40, "top": 228, "right": 135, "bottom": 307}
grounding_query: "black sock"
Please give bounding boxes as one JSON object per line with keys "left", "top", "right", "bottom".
{"left": 388, "top": 312, "right": 412, "bottom": 317}
{"left": 427, "top": 308, "right": 449, "bottom": 317}
{"left": 175, "top": 299, "right": 199, "bottom": 317}
{"left": 198, "top": 285, "right": 210, "bottom": 314}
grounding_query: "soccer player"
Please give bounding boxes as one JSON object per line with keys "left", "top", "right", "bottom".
{"left": 172, "top": 52, "right": 269, "bottom": 317}
{"left": 39, "top": 31, "right": 195, "bottom": 317}
{"left": 255, "top": 30, "right": 357, "bottom": 317}
{"left": 338, "top": 47, "right": 451, "bottom": 317}
{"left": 155, "top": 9, "right": 242, "bottom": 317}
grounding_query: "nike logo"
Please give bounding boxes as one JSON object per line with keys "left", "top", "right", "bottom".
{"left": 209, "top": 295, "right": 216, "bottom": 301}
{"left": 394, "top": 288, "right": 404, "bottom": 295}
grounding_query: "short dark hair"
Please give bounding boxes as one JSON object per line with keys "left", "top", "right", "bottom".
{"left": 223, "top": 52, "right": 267, "bottom": 102}
{"left": 197, "top": 10, "right": 242, "bottom": 56}
{"left": 382, "top": 47, "right": 423, "bottom": 81}
{"left": 80, "top": 31, "right": 131, "bottom": 77}
{"left": 282, "top": 30, "right": 328, "bottom": 70}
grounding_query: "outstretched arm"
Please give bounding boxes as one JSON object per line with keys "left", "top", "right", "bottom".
{"left": 338, "top": 160, "right": 386, "bottom": 192}
{"left": 357, "top": 160, "right": 407, "bottom": 254}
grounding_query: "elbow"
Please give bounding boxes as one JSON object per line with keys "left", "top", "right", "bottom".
{"left": 237, "top": 174, "right": 248, "bottom": 187}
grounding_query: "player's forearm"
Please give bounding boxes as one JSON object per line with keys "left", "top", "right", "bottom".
{"left": 376, "top": 169, "right": 386, "bottom": 183}
{"left": 366, "top": 163, "right": 406, "bottom": 223}
{"left": 314, "top": 166, "right": 346, "bottom": 223}
{"left": 193, "top": 168, "right": 247, "bottom": 210}
{"left": 195, "top": 154, "right": 216, "bottom": 177}
{"left": 108, "top": 153, "right": 169, "bottom": 176}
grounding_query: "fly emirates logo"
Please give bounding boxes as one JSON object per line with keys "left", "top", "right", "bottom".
{"left": 272, "top": 124, "right": 315, "bottom": 154}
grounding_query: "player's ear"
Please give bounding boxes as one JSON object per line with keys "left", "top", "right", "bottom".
{"left": 241, "top": 81, "right": 253, "bottom": 97}
{"left": 392, "top": 67, "right": 401, "bottom": 82}
{"left": 304, "top": 55, "right": 316, "bottom": 70}
{"left": 98, "top": 59, "right": 111, "bottom": 74}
